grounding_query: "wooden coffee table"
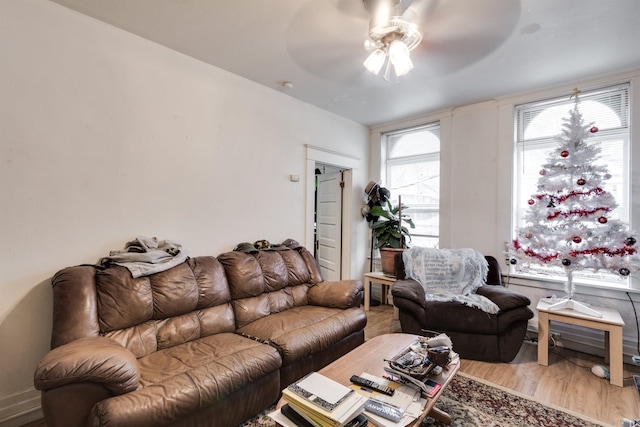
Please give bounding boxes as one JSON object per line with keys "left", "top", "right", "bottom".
{"left": 279, "top": 333, "right": 459, "bottom": 426}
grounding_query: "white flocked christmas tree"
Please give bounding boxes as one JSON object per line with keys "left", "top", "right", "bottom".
{"left": 509, "top": 89, "right": 640, "bottom": 317}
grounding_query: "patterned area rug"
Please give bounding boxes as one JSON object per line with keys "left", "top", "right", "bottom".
{"left": 240, "top": 372, "right": 610, "bottom": 427}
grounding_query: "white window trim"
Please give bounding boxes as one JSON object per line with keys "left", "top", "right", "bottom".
{"left": 496, "top": 70, "right": 640, "bottom": 296}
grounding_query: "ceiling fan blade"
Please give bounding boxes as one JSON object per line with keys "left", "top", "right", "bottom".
{"left": 408, "top": 0, "right": 520, "bottom": 75}
{"left": 286, "top": 1, "right": 378, "bottom": 85}
{"left": 336, "top": 0, "right": 370, "bottom": 19}
{"left": 401, "top": 0, "right": 438, "bottom": 24}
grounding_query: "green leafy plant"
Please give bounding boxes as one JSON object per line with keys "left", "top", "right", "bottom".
{"left": 369, "top": 200, "right": 415, "bottom": 249}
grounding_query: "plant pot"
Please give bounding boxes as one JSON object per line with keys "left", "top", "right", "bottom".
{"left": 379, "top": 247, "right": 404, "bottom": 277}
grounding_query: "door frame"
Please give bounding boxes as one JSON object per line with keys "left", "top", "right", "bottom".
{"left": 305, "top": 145, "right": 359, "bottom": 280}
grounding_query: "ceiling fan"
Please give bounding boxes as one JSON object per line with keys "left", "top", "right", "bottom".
{"left": 285, "top": 0, "right": 520, "bottom": 86}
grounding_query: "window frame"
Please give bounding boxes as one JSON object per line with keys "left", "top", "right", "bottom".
{"left": 511, "top": 83, "right": 634, "bottom": 289}
{"left": 382, "top": 122, "right": 441, "bottom": 248}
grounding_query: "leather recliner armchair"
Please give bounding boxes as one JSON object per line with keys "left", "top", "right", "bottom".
{"left": 391, "top": 252, "right": 534, "bottom": 363}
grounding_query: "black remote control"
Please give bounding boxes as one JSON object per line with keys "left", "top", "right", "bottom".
{"left": 350, "top": 375, "right": 395, "bottom": 396}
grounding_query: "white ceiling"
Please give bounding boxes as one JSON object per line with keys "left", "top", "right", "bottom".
{"left": 51, "top": 0, "right": 640, "bottom": 127}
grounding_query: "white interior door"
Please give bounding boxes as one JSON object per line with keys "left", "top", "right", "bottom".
{"left": 316, "top": 171, "right": 342, "bottom": 281}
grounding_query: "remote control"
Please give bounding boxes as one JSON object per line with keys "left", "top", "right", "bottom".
{"left": 350, "top": 375, "right": 395, "bottom": 396}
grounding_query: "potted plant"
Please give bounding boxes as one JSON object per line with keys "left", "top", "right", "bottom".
{"left": 369, "top": 196, "right": 415, "bottom": 276}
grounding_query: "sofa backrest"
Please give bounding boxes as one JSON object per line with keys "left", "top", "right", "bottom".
{"left": 51, "top": 256, "right": 236, "bottom": 358}
{"left": 50, "top": 246, "right": 324, "bottom": 357}
{"left": 217, "top": 246, "right": 323, "bottom": 328}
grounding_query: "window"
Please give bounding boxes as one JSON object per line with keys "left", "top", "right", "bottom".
{"left": 383, "top": 123, "right": 440, "bottom": 248}
{"left": 513, "top": 84, "right": 631, "bottom": 286}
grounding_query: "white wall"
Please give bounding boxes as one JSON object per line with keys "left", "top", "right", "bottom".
{"left": 370, "top": 68, "right": 640, "bottom": 368}
{"left": 0, "top": 1, "right": 369, "bottom": 424}
{"left": 446, "top": 101, "right": 500, "bottom": 253}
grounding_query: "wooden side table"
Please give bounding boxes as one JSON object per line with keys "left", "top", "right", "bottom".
{"left": 363, "top": 271, "right": 398, "bottom": 319}
{"left": 536, "top": 299, "right": 625, "bottom": 387}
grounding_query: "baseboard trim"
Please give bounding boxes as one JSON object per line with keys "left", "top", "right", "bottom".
{"left": 0, "top": 387, "right": 42, "bottom": 427}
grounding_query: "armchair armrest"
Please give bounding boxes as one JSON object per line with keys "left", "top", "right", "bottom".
{"left": 391, "top": 279, "right": 426, "bottom": 309}
{"left": 34, "top": 336, "right": 139, "bottom": 395}
{"left": 390, "top": 279, "right": 428, "bottom": 335}
{"left": 475, "top": 285, "right": 531, "bottom": 312}
{"left": 308, "top": 280, "right": 363, "bottom": 309}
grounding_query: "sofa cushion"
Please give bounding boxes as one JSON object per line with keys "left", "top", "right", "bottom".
{"left": 256, "top": 250, "right": 290, "bottom": 291}
{"left": 105, "top": 305, "right": 237, "bottom": 358}
{"left": 237, "top": 306, "right": 367, "bottom": 364}
{"left": 91, "top": 333, "right": 282, "bottom": 427}
{"left": 217, "top": 252, "right": 266, "bottom": 299}
{"left": 294, "top": 247, "right": 323, "bottom": 284}
{"left": 423, "top": 300, "right": 501, "bottom": 334}
{"left": 187, "top": 257, "right": 232, "bottom": 308}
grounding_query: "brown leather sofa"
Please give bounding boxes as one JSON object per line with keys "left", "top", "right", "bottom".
{"left": 391, "top": 253, "right": 533, "bottom": 363}
{"left": 34, "top": 244, "right": 366, "bottom": 427}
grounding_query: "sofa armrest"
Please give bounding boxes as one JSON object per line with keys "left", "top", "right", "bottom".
{"left": 34, "top": 336, "right": 139, "bottom": 395}
{"left": 307, "top": 280, "right": 363, "bottom": 309}
{"left": 475, "top": 285, "right": 531, "bottom": 312}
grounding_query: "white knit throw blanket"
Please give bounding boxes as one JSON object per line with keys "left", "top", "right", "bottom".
{"left": 402, "top": 247, "right": 500, "bottom": 314}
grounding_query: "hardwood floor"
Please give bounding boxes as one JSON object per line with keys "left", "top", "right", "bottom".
{"left": 23, "top": 304, "right": 640, "bottom": 426}
{"left": 365, "top": 304, "right": 640, "bottom": 426}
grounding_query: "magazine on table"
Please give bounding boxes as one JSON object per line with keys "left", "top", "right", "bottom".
{"left": 282, "top": 372, "right": 367, "bottom": 427}
{"left": 287, "top": 371, "right": 355, "bottom": 412}
{"left": 382, "top": 366, "right": 441, "bottom": 397}
{"left": 349, "top": 373, "right": 425, "bottom": 427}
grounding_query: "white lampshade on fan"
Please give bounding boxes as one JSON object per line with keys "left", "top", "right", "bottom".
{"left": 388, "top": 39, "right": 413, "bottom": 76}
{"left": 364, "top": 49, "right": 386, "bottom": 74}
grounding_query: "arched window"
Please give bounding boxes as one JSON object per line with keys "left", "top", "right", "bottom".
{"left": 384, "top": 124, "right": 440, "bottom": 248}
{"left": 513, "top": 84, "right": 630, "bottom": 286}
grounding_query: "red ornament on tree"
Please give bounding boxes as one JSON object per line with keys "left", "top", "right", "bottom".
{"left": 560, "top": 150, "right": 569, "bottom": 158}
{"left": 528, "top": 199, "right": 535, "bottom": 205}
{"left": 539, "top": 169, "right": 547, "bottom": 176}
{"left": 590, "top": 126, "right": 599, "bottom": 133}
{"left": 572, "top": 236, "right": 582, "bottom": 243}
{"left": 577, "top": 178, "right": 586, "bottom": 185}
{"left": 598, "top": 216, "right": 608, "bottom": 224}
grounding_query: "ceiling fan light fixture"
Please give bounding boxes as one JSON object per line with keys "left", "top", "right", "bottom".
{"left": 364, "top": 49, "right": 386, "bottom": 75}
{"left": 363, "top": 39, "right": 381, "bottom": 51}
{"left": 362, "top": 1, "right": 422, "bottom": 80}
{"left": 388, "top": 40, "right": 413, "bottom": 76}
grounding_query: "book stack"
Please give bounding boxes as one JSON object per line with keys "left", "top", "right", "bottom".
{"left": 348, "top": 373, "right": 425, "bottom": 427}
{"left": 273, "top": 372, "right": 368, "bottom": 427}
